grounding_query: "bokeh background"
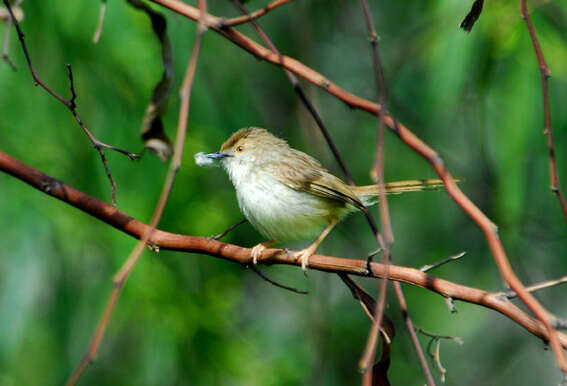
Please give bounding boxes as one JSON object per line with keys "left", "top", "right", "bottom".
{"left": 1, "top": 1, "right": 566, "bottom": 385}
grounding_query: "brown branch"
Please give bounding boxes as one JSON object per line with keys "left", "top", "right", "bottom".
{"left": 147, "top": 0, "right": 567, "bottom": 373}
{"left": 65, "top": 2, "right": 208, "bottom": 384}
{"left": 520, "top": 0, "right": 567, "bottom": 221}
{"left": 2, "top": 0, "right": 139, "bottom": 206}
{"left": 2, "top": 149, "right": 567, "bottom": 353}
{"left": 219, "top": 0, "right": 292, "bottom": 28}
{"left": 357, "top": 2, "right": 405, "bottom": 385}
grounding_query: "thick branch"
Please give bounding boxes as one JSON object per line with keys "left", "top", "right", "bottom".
{"left": 2, "top": 149, "right": 567, "bottom": 350}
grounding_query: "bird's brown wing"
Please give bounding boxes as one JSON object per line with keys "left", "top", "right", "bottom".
{"left": 262, "top": 149, "right": 365, "bottom": 210}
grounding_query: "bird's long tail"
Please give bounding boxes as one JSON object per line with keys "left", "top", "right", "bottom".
{"left": 352, "top": 178, "right": 452, "bottom": 206}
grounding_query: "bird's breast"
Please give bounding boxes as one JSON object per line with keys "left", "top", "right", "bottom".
{"left": 234, "top": 172, "right": 343, "bottom": 241}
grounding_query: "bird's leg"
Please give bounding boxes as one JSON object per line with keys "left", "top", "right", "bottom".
{"left": 294, "top": 218, "right": 338, "bottom": 271}
{"left": 250, "top": 240, "right": 277, "bottom": 265}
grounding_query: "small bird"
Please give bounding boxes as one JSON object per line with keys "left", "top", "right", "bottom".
{"left": 196, "top": 128, "right": 446, "bottom": 270}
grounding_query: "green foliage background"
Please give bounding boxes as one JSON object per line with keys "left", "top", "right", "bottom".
{"left": 1, "top": 1, "right": 566, "bottom": 385}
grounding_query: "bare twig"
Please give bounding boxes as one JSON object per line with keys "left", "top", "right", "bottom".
{"left": 3, "top": 149, "right": 567, "bottom": 351}
{"left": 393, "top": 281, "right": 436, "bottom": 383}
{"left": 357, "top": 4, "right": 433, "bottom": 386}
{"left": 65, "top": 1, "right": 208, "bottom": 384}
{"left": 416, "top": 327, "right": 464, "bottom": 383}
{"left": 420, "top": 252, "right": 467, "bottom": 272}
{"left": 220, "top": 0, "right": 292, "bottom": 28}
{"left": 358, "top": 1, "right": 399, "bottom": 384}
{"left": 520, "top": 0, "right": 567, "bottom": 221}
{"left": 249, "top": 265, "right": 308, "bottom": 295}
{"left": 1, "top": 0, "right": 21, "bottom": 70}
{"left": 2, "top": 0, "right": 139, "bottom": 205}
{"left": 93, "top": 0, "right": 107, "bottom": 44}
{"left": 212, "top": 218, "right": 247, "bottom": 240}
{"left": 503, "top": 274, "right": 567, "bottom": 299}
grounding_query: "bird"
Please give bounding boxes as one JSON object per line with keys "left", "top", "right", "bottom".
{"left": 196, "top": 127, "right": 447, "bottom": 270}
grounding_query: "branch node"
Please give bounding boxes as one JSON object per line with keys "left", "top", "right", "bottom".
{"left": 40, "top": 179, "right": 55, "bottom": 193}
{"left": 147, "top": 242, "right": 160, "bottom": 253}
{"left": 318, "top": 77, "right": 331, "bottom": 89}
{"left": 367, "top": 31, "right": 379, "bottom": 44}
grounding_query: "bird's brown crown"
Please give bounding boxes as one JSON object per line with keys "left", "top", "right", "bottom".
{"left": 219, "top": 127, "right": 287, "bottom": 152}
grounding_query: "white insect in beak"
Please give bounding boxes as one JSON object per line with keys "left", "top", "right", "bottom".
{"left": 194, "top": 151, "right": 231, "bottom": 167}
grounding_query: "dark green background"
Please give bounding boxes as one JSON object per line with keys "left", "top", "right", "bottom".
{"left": 1, "top": 1, "right": 566, "bottom": 385}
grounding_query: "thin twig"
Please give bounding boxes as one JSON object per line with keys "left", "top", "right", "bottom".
{"left": 93, "top": 0, "right": 107, "bottom": 44}
{"left": 249, "top": 265, "right": 308, "bottom": 295}
{"left": 149, "top": 0, "right": 567, "bottom": 373}
{"left": 65, "top": 2, "right": 208, "bottom": 384}
{"left": 1, "top": 0, "right": 21, "bottom": 70}
{"left": 3, "top": 149, "right": 567, "bottom": 351}
{"left": 357, "top": 3, "right": 419, "bottom": 386}
{"left": 2, "top": 0, "right": 139, "bottom": 205}
{"left": 2, "top": 10, "right": 15, "bottom": 69}
{"left": 520, "top": 0, "right": 567, "bottom": 221}
{"left": 393, "top": 281, "right": 436, "bottom": 385}
{"left": 420, "top": 252, "right": 467, "bottom": 272}
{"left": 219, "top": 0, "right": 292, "bottom": 28}
{"left": 416, "top": 327, "right": 464, "bottom": 383}
{"left": 503, "top": 274, "right": 567, "bottom": 299}
{"left": 212, "top": 218, "right": 248, "bottom": 240}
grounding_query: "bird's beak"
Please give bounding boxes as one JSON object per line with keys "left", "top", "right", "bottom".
{"left": 205, "top": 151, "right": 231, "bottom": 160}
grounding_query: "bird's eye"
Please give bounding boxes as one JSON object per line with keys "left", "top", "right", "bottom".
{"left": 236, "top": 145, "right": 244, "bottom": 153}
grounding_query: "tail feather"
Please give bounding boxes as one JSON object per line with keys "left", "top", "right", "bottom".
{"left": 352, "top": 178, "right": 455, "bottom": 206}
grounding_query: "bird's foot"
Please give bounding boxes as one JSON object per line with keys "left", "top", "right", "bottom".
{"left": 250, "top": 244, "right": 267, "bottom": 265}
{"left": 250, "top": 241, "right": 276, "bottom": 265}
{"left": 293, "top": 245, "right": 317, "bottom": 272}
